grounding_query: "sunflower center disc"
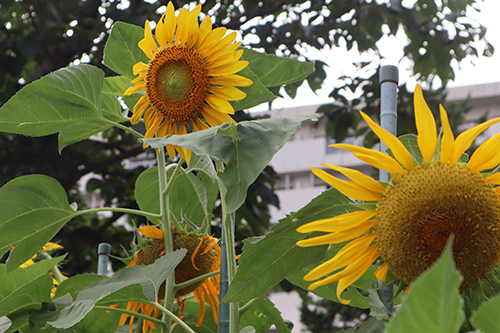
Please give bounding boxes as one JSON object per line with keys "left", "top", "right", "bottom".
{"left": 375, "top": 162, "right": 500, "bottom": 290}
{"left": 146, "top": 44, "right": 209, "bottom": 123}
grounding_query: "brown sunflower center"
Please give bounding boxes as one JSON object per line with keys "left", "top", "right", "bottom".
{"left": 146, "top": 44, "right": 209, "bottom": 124}
{"left": 136, "top": 233, "right": 216, "bottom": 299}
{"left": 375, "top": 162, "right": 500, "bottom": 290}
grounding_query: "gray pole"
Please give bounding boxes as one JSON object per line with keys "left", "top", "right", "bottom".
{"left": 97, "top": 243, "right": 111, "bottom": 276}
{"left": 377, "top": 65, "right": 398, "bottom": 316}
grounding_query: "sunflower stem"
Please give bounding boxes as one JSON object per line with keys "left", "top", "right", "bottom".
{"left": 157, "top": 148, "right": 176, "bottom": 333}
{"left": 215, "top": 160, "right": 239, "bottom": 333}
{"left": 134, "top": 318, "right": 143, "bottom": 333}
{"left": 37, "top": 252, "right": 65, "bottom": 284}
{"left": 102, "top": 118, "right": 144, "bottom": 139}
{"left": 174, "top": 269, "right": 220, "bottom": 291}
{"left": 95, "top": 305, "right": 165, "bottom": 327}
{"left": 164, "top": 157, "right": 185, "bottom": 232}
{"left": 149, "top": 301, "right": 196, "bottom": 333}
{"left": 75, "top": 207, "right": 161, "bottom": 223}
{"left": 377, "top": 64, "right": 399, "bottom": 317}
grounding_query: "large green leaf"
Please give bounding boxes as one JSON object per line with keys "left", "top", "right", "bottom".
{"left": 251, "top": 296, "right": 292, "bottom": 333}
{"left": 0, "top": 175, "right": 76, "bottom": 272}
{"left": 470, "top": 293, "right": 500, "bottom": 333}
{"left": 223, "top": 188, "right": 358, "bottom": 303}
{"left": 103, "top": 76, "right": 133, "bottom": 96}
{"left": 384, "top": 239, "right": 465, "bottom": 333}
{"left": 3, "top": 312, "right": 30, "bottom": 333}
{"left": 170, "top": 298, "right": 217, "bottom": 333}
{"left": 45, "top": 249, "right": 186, "bottom": 329}
{"left": 0, "top": 64, "right": 101, "bottom": 136}
{"left": 230, "top": 65, "right": 276, "bottom": 111}
{"left": 144, "top": 116, "right": 317, "bottom": 213}
{"left": 0, "top": 64, "right": 126, "bottom": 150}
{"left": 0, "top": 265, "right": 53, "bottom": 318}
{"left": 241, "top": 48, "right": 314, "bottom": 88}
{"left": 103, "top": 22, "right": 150, "bottom": 79}
{"left": 134, "top": 162, "right": 218, "bottom": 230}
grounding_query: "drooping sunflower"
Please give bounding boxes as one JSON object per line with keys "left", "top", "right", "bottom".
{"left": 296, "top": 85, "right": 500, "bottom": 304}
{"left": 124, "top": 2, "right": 253, "bottom": 163}
{"left": 116, "top": 226, "right": 220, "bottom": 332}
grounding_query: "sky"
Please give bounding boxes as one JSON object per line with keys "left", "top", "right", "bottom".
{"left": 256, "top": 0, "right": 500, "bottom": 111}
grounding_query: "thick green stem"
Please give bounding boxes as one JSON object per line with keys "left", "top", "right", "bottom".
{"left": 102, "top": 118, "right": 144, "bottom": 139}
{"left": 75, "top": 207, "right": 161, "bottom": 223}
{"left": 174, "top": 270, "right": 220, "bottom": 291}
{"left": 37, "top": 252, "right": 64, "bottom": 284}
{"left": 149, "top": 301, "right": 196, "bottom": 333}
{"left": 157, "top": 148, "right": 175, "bottom": 333}
{"left": 215, "top": 161, "right": 239, "bottom": 333}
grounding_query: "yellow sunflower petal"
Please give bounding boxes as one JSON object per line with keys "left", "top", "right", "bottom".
{"left": 312, "top": 167, "right": 383, "bottom": 201}
{"left": 414, "top": 84, "right": 437, "bottom": 164}
{"left": 374, "top": 263, "right": 389, "bottom": 281}
{"left": 201, "top": 107, "right": 235, "bottom": 127}
{"left": 209, "top": 74, "right": 253, "bottom": 87}
{"left": 321, "top": 164, "right": 386, "bottom": 194}
{"left": 467, "top": 132, "right": 500, "bottom": 172}
{"left": 138, "top": 20, "right": 158, "bottom": 59}
{"left": 198, "top": 27, "right": 227, "bottom": 51}
{"left": 208, "top": 60, "right": 249, "bottom": 77}
{"left": 42, "top": 242, "right": 63, "bottom": 251}
{"left": 448, "top": 117, "right": 500, "bottom": 164}
{"left": 331, "top": 144, "right": 406, "bottom": 179}
{"left": 163, "top": 2, "right": 176, "bottom": 44}
{"left": 197, "top": 17, "right": 213, "bottom": 47}
{"left": 334, "top": 246, "right": 379, "bottom": 304}
{"left": 208, "top": 86, "right": 246, "bottom": 101}
{"left": 175, "top": 7, "right": 190, "bottom": 44}
{"left": 360, "top": 111, "right": 414, "bottom": 170}
{"left": 138, "top": 226, "right": 164, "bottom": 239}
{"left": 205, "top": 94, "right": 235, "bottom": 114}
{"left": 205, "top": 41, "right": 241, "bottom": 63}
{"left": 297, "top": 210, "right": 377, "bottom": 233}
{"left": 304, "top": 233, "right": 376, "bottom": 281}
{"left": 132, "top": 62, "right": 148, "bottom": 74}
{"left": 486, "top": 172, "right": 500, "bottom": 185}
{"left": 308, "top": 245, "right": 378, "bottom": 297}
{"left": 296, "top": 220, "right": 375, "bottom": 247}
{"left": 439, "top": 104, "right": 455, "bottom": 163}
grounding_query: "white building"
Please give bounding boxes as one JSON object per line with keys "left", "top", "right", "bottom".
{"left": 255, "top": 82, "right": 500, "bottom": 224}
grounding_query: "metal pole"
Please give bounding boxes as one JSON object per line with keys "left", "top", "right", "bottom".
{"left": 377, "top": 65, "right": 398, "bottom": 316}
{"left": 97, "top": 243, "right": 111, "bottom": 276}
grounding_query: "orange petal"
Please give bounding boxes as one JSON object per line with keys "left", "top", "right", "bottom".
{"left": 138, "top": 226, "right": 164, "bottom": 239}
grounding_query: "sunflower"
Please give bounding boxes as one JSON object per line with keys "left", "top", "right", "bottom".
{"left": 16, "top": 242, "right": 66, "bottom": 297}
{"left": 124, "top": 2, "right": 253, "bottom": 163}
{"left": 116, "top": 226, "right": 220, "bottom": 332}
{"left": 296, "top": 85, "right": 500, "bottom": 305}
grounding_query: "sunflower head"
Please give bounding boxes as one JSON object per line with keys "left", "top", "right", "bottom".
{"left": 124, "top": 2, "right": 253, "bottom": 163}
{"left": 297, "top": 84, "right": 500, "bottom": 304}
{"left": 115, "top": 225, "right": 220, "bottom": 331}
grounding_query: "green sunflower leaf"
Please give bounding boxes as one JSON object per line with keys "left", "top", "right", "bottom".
{"left": 470, "top": 293, "right": 500, "bottom": 333}
{"left": 231, "top": 65, "right": 276, "bottom": 111}
{"left": 241, "top": 49, "right": 314, "bottom": 88}
{"left": 0, "top": 64, "right": 126, "bottom": 151}
{"left": 134, "top": 161, "right": 218, "bottom": 231}
{"left": 0, "top": 175, "right": 77, "bottom": 272}
{"left": 222, "top": 188, "right": 361, "bottom": 304}
{"left": 2, "top": 312, "right": 30, "bottom": 333}
{"left": 384, "top": 239, "right": 465, "bottom": 333}
{"left": 248, "top": 296, "right": 292, "bottom": 333}
{"left": 103, "top": 22, "right": 150, "bottom": 80}
{"left": 0, "top": 265, "right": 53, "bottom": 319}
{"left": 32, "top": 274, "right": 121, "bottom": 333}
{"left": 0, "top": 317, "right": 11, "bottom": 333}
{"left": 42, "top": 249, "right": 186, "bottom": 329}
{"left": 143, "top": 115, "right": 317, "bottom": 214}
{"left": 103, "top": 76, "right": 133, "bottom": 96}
